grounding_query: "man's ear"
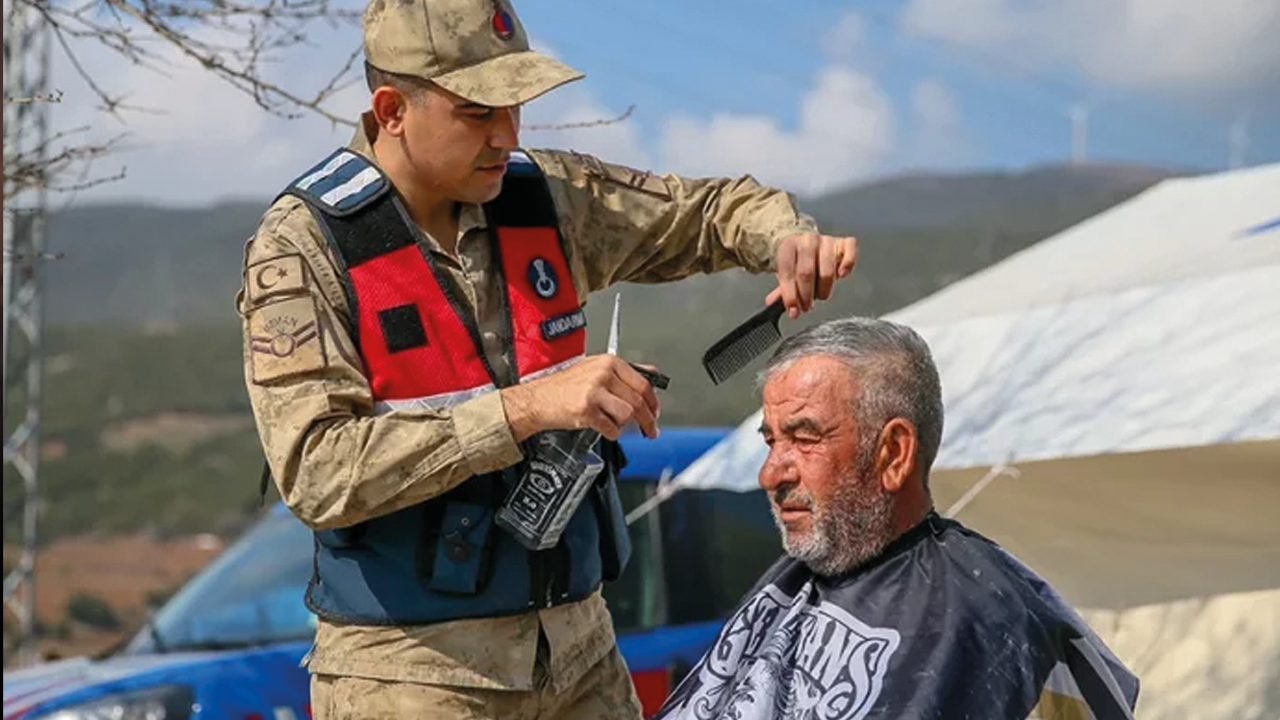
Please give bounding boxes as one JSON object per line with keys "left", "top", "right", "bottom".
{"left": 876, "top": 418, "right": 918, "bottom": 493}
{"left": 371, "top": 86, "right": 409, "bottom": 136}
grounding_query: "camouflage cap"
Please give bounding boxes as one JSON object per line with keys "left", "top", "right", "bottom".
{"left": 362, "top": 0, "right": 583, "bottom": 107}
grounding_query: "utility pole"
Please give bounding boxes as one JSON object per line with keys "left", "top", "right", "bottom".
{"left": 1228, "top": 113, "right": 1249, "bottom": 170}
{"left": 3, "top": 0, "right": 52, "bottom": 669}
{"left": 1070, "top": 103, "right": 1089, "bottom": 165}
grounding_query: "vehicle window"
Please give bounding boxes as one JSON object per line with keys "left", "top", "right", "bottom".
{"left": 602, "top": 480, "right": 663, "bottom": 633}
{"left": 128, "top": 510, "right": 316, "bottom": 653}
{"left": 659, "top": 489, "right": 781, "bottom": 626}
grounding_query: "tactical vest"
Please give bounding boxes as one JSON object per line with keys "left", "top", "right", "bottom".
{"left": 276, "top": 148, "right": 632, "bottom": 626}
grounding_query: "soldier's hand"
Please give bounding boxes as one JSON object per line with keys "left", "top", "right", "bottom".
{"left": 501, "top": 355, "right": 660, "bottom": 443}
{"left": 767, "top": 233, "right": 858, "bottom": 318}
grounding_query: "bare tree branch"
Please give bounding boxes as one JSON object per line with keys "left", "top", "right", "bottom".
{"left": 524, "top": 104, "right": 636, "bottom": 132}
{"left": 20, "top": 0, "right": 363, "bottom": 124}
{"left": 3, "top": 90, "right": 65, "bottom": 105}
{"left": 4, "top": 119, "right": 129, "bottom": 210}
{"left": 5, "top": 0, "right": 363, "bottom": 206}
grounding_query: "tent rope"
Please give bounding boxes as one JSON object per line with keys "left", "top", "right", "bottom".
{"left": 943, "top": 462, "right": 1021, "bottom": 519}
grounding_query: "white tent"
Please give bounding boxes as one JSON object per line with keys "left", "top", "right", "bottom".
{"left": 673, "top": 163, "right": 1280, "bottom": 720}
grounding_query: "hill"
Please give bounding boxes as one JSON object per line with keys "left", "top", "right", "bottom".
{"left": 5, "top": 162, "right": 1180, "bottom": 543}
{"left": 804, "top": 163, "right": 1177, "bottom": 233}
{"left": 39, "top": 162, "right": 1179, "bottom": 328}
{"left": 41, "top": 200, "right": 269, "bottom": 327}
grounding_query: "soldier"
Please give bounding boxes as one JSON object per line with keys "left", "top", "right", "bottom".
{"left": 235, "top": 0, "right": 857, "bottom": 717}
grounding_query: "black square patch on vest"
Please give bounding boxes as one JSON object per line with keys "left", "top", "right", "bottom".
{"left": 378, "top": 304, "right": 428, "bottom": 353}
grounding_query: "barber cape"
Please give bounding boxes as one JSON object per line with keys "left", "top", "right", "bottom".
{"left": 654, "top": 513, "right": 1139, "bottom": 720}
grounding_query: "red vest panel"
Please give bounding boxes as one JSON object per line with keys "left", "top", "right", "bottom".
{"left": 348, "top": 226, "right": 585, "bottom": 408}
{"left": 496, "top": 225, "right": 583, "bottom": 381}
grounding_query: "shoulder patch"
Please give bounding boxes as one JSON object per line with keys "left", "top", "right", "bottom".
{"left": 248, "top": 295, "right": 328, "bottom": 384}
{"left": 245, "top": 253, "right": 309, "bottom": 306}
{"left": 284, "top": 148, "right": 388, "bottom": 216}
{"left": 571, "top": 151, "right": 672, "bottom": 200}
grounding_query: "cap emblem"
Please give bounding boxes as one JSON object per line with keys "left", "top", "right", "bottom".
{"left": 491, "top": 2, "right": 515, "bottom": 40}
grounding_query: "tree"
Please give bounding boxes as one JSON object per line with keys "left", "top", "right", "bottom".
{"left": 4, "top": 0, "right": 364, "bottom": 207}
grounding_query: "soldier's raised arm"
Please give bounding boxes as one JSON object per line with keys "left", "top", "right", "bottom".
{"left": 531, "top": 149, "right": 856, "bottom": 311}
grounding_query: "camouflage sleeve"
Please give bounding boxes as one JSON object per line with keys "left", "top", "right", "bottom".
{"left": 527, "top": 148, "right": 819, "bottom": 299}
{"left": 235, "top": 198, "right": 523, "bottom": 531}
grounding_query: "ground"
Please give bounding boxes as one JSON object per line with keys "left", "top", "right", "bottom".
{"left": 3, "top": 534, "right": 223, "bottom": 665}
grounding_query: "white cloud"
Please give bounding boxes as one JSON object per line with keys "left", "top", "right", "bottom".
{"left": 657, "top": 65, "right": 895, "bottom": 197}
{"left": 901, "top": 0, "right": 1280, "bottom": 99}
{"left": 650, "top": 12, "right": 897, "bottom": 196}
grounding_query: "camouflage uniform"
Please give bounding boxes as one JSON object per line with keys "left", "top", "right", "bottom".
{"left": 236, "top": 0, "right": 818, "bottom": 717}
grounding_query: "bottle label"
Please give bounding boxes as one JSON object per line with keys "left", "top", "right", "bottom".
{"left": 506, "top": 457, "right": 568, "bottom": 534}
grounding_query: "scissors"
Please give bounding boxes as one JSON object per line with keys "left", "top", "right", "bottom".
{"left": 607, "top": 292, "right": 670, "bottom": 391}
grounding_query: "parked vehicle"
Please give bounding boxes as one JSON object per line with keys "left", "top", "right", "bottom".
{"left": 3, "top": 427, "right": 781, "bottom": 719}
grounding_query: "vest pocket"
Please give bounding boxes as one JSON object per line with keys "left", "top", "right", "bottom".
{"left": 426, "top": 502, "right": 496, "bottom": 595}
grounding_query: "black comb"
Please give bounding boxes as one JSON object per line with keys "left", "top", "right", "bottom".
{"left": 701, "top": 299, "right": 787, "bottom": 384}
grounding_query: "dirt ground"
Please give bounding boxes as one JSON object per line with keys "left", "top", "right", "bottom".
{"left": 3, "top": 533, "right": 224, "bottom": 664}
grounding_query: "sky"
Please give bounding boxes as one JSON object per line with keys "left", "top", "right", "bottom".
{"left": 33, "top": 0, "right": 1280, "bottom": 207}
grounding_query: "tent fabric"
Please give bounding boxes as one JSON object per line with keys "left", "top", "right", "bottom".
{"left": 674, "top": 162, "right": 1280, "bottom": 491}
{"left": 894, "top": 164, "right": 1280, "bottom": 324}
{"left": 925, "top": 439, "right": 1280, "bottom": 611}
{"left": 1076, "top": 588, "right": 1280, "bottom": 720}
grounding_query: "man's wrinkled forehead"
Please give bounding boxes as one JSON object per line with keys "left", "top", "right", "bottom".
{"left": 758, "top": 413, "right": 824, "bottom": 438}
{"left": 761, "top": 358, "right": 862, "bottom": 431}
{"left": 763, "top": 355, "right": 852, "bottom": 403}
{"left": 759, "top": 386, "right": 828, "bottom": 437}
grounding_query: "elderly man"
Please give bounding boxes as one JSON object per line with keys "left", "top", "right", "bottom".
{"left": 653, "top": 317, "right": 1139, "bottom": 720}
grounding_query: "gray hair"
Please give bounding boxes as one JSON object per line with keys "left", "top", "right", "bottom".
{"left": 757, "top": 317, "right": 944, "bottom": 483}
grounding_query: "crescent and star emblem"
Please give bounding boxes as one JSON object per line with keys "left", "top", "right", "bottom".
{"left": 255, "top": 264, "right": 290, "bottom": 290}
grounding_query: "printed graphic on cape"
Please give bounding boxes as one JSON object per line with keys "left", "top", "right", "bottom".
{"left": 660, "top": 581, "right": 900, "bottom": 720}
